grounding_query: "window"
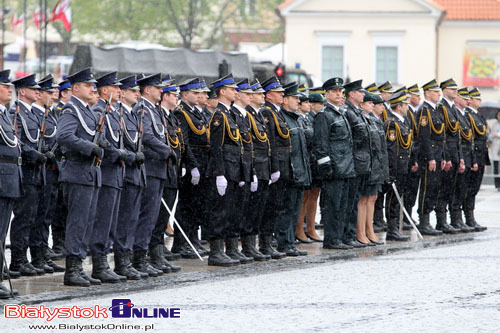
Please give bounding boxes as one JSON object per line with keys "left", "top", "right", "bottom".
{"left": 321, "top": 46, "right": 344, "bottom": 81}
{"left": 240, "top": 0, "right": 256, "bottom": 16}
{"left": 376, "top": 46, "right": 398, "bottom": 83}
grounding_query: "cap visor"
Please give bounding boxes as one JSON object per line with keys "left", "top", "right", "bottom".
{"left": 269, "top": 87, "right": 285, "bottom": 92}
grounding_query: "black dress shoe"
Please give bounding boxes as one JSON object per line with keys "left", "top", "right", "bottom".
{"left": 291, "top": 247, "right": 308, "bottom": 256}
{"left": 305, "top": 233, "right": 323, "bottom": 242}
{"left": 296, "top": 236, "right": 313, "bottom": 244}
{"left": 368, "top": 239, "right": 384, "bottom": 245}
{"left": 436, "top": 223, "right": 460, "bottom": 234}
{"left": 357, "top": 239, "right": 376, "bottom": 247}
{"left": 279, "top": 248, "right": 299, "bottom": 257}
{"left": 344, "top": 240, "right": 366, "bottom": 248}
{"left": 323, "top": 243, "right": 353, "bottom": 250}
{"left": 418, "top": 225, "right": 443, "bottom": 236}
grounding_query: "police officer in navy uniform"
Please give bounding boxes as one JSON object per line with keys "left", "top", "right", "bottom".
{"left": 243, "top": 79, "right": 271, "bottom": 261}
{"left": 0, "top": 70, "right": 22, "bottom": 298}
{"left": 8, "top": 74, "right": 47, "bottom": 276}
{"left": 464, "top": 88, "right": 488, "bottom": 231}
{"left": 452, "top": 88, "right": 476, "bottom": 231}
{"left": 132, "top": 73, "right": 174, "bottom": 277}
{"left": 435, "top": 79, "right": 469, "bottom": 233}
{"left": 89, "top": 72, "right": 134, "bottom": 283}
{"left": 259, "top": 75, "right": 288, "bottom": 259}
{"left": 149, "top": 79, "right": 182, "bottom": 272}
{"left": 113, "top": 75, "right": 148, "bottom": 280}
{"left": 416, "top": 79, "right": 445, "bottom": 236}
{"left": 50, "top": 78, "right": 72, "bottom": 258}
{"left": 56, "top": 67, "right": 104, "bottom": 286}
{"left": 173, "top": 78, "right": 209, "bottom": 258}
{"left": 29, "top": 75, "right": 65, "bottom": 273}
{"left": 384, "top": 91, "right": 417, "bottom": 241}
{"left": 314, "top": 77, "right": 355, "bottom": 249}
{"left": 343, "top": 79, "right": 371, "bottom": 248}
{"left": 276, "top": 82, "right": 311, "bottom": 256}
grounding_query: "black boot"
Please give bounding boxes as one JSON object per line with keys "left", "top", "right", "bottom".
{"left": 42, "top": 247, "right": 65, "bottom": 272}
{"left": 133, "top": 250, "right": 162, "bottom": 277}
{"left": 241, "top": 235, "right": 268, "bottom": 261}
{"left": 258, "top": 235, "right": 286, "bottom": 259}
{"left": 10, "top": 249, "right": 40, "bottom": 276}
{"left": 225, "top": 237, "right": 253, "bottom": 264}
{"left": 114, "top": 251, "right": 141, "bottom": 280}
{"left": 64, "top": 256, "right": 90, "bottom": 287}
{"left": 386, "top": 219, "right": 410, "bottom": 241}
{"left": 465, "top": 211, "right": 487, "bottom": 232}
{"left": 151, "top": 245, "right": 181, "bottom": 273}
{"left": 51, "top": 229, "right": 66, "bottom": 258}
{"left": 417, "top": 214, "right": 442, "bottom": 236}
{"left": 190, "top": 232, "right": 209, "bottom": 257}
{"left": 373, "top": 208, "right": 386, "bottom": 232}
{"left": 163, "top": 245, "right": 181, "bottom": 261}
{"left": 91, "top": 255, "right": 120, "bottom": 284}
{"left": 435, "top": 211, "right": 459, "bottom": 234}
{"left": 450, "top": 211, "right": 475, "bottom": 233}
{"left": 208, "top": 239, "right": 238, "bottom": 267}
{"left": 0, "top": 252, "right": 18, "bottom": 298}
{"left": 30, "top": 247, "right": 54, "bottom": 273}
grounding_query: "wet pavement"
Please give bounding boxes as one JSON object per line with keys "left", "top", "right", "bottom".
{"left": 1, "top": 185, "right": 499, "bottom": 331}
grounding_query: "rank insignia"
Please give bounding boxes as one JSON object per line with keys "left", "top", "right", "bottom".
{"left": 264, "top": 116, "right": 269, "bottom": 123}
{"left": 213, "top": 119, "right": 220, "bottom": 126}
{"left": 420, "top": 116, "right": 428, "bottom": 126}
{"left": 389, "top": 130, "right": 396, "bottom": 141}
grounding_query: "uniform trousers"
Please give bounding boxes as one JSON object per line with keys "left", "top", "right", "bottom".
{"left": 62, "top": 183, "right": 100, "bottom": 259}
{"left": 344, "top": 175, "right": 365, "bottom": 243}
{"left": 0, "top": 198, "right": 15, "bottom": 244}
{"left": 321, "top": 178, "right": 349, "bottom": 246}
{"left": 418, "top": 161, "right": 442, "bottom": 216}
{"left": 51, "top": 184, "right": 67, "bottom": 242}
{"left": 227, "top": 183, "right": 251, "bottom": 239}
{"left": 275, "top": 184, "right": 303, "bottom": 250}
{"left": 385, "top": 174, "right": 408, "bottom": 222}
{"left": 262, "top": 178, "right": 286, "bottom": 236}
{"left": 403, "top": 169, "right": 420, "bottom": 221}
{"left": 464, "top": 166, "right": 485, "bottom": 213}
{"left": 30, "top": 169, "right": 58, "bottom": 248}
{"left": 435, "top": 163, "right": 458, "bottom": 214}
{"left": 150, "top": 186, "right": 177, "bottom": 249}
{"left": 90, "top": 185, "right": 121, "bottom": 256}
{"left": 207, "top": 178, "right": 238, "bottom": 241}
{"left": 247, "top": 180, "right": 270, "bottom": 236}
{"left": 114, "top": 182, "right": 143, "bottom": 255}
{"left": 134, "top": 176, "right": 165, "bottom": 252}
{"left": 10, "top": 184, "right": 40, "bottom": 253}
{"left": 451, "top": 169, "right": 469, "bottom": 214}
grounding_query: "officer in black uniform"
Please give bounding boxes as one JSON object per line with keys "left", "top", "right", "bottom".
{"left": 451, "top": 88, "right": 476, "bottom": 231}
{"left": 384, "top": 91, "right": 417, "bottom": 241}
{"left": 403, "top": 84, "right": 422, "bottom": 229}
{"left": 0, "top": 70, "right": 22, "bottom": 299}
{"left": 434, "top": 78, "right": 469, "bottom": 233}
{"left": 416, "top": 79, "right": 445, "bottom": 236}
{"left": 57, "top": 67, "right": 103, "bottom": 286}
{"left": 313, "top": 77, "right": 356, "bottom": 249}
{"left": 148, "top": 79, "right": 182, "bottom": 272}
{"left": 343, "top": 79, "right": 371, "bottom": 248}
{"left": 29, "top": 75, "right": 65, "bottom": 273}
{"left": 9, "top": 74, "right": 47, "bottom": 276}
{"left": 464, "top": 88, "right": 488, "bottom": 231}
{"left": 377, "top": 81, "right": 395, "bottom": 122}
{"left": 227, "top": 78, "right": 257, "bottom": 264}
{"left": 259, "top": 75, "right": 289, "bottom": 259}
{"left": 276, "top": 82, "right": 311, "bottom": 256}
{"left": 364, "top": 83, "right": 380, "bottom": 95}
{"left": 132, "top": 73, "right": 174, "bottom": 277}
{"left": 173, "top": 78, "right": 209, "bottom": 258}
{"left": 206, "top": 73, "right": 242, "bottom": 267}
{"left": 113, "top": 75, "right": 148, "bottom": 280}
{"left": 243, "top": 79, "right": 271, "bottom": 261}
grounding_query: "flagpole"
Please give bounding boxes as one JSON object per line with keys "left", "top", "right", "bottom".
{"left": 43, "top": 0, "right": 48, "bottom": 76}
{"left": 39, "top": 0, "right": 42, "bottom": 76}
{"left": 1, "top": 0, "right": 5, "bottom": 70}
{"left": 23, "top": 0, "right": 26, "bottom": 73}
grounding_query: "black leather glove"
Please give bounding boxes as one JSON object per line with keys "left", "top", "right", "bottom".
{"left": 97, "top": 138, "right": 109, "bottom": 149}
{"left": 118, "top": 149, "right": 128, "bottom": 162}
{"left": 318, "top": 163, "right": 333, "bottom": 180}
{"left": 45, "top": 151, "right": 56, "bottom": 163}
{"left": 168, "top": 149, "right": 178, "bottom": 165}
{"left": 91, "top": 145, "right": 102, "bottom": 157}
{"left": 37, "top": 153, "right": 47, "bottom": 165}
{"left": 135, "top": 151, "right": 145, "bottom": 164}
{"left": 41, "top": 145, "right": 50, "bottom": 153}
{"left": 385, "top": 176, "right": 396, "bottom": 185}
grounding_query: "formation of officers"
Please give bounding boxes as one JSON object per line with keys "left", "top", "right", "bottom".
{"left": 0, "top": 65, "right": 490, "bottom": 298}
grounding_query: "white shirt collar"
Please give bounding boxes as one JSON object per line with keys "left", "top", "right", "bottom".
{"left": 32, "top": 103, "right": 45, "bottom": 112}
{"left": 161, "top": 105, "right": 170, "bottom": 116}
{"left": 468, "top": 106, "right": 478, "bottom": 114}
{"left": 0, "top": 104, "right": 6, "bottom": 113}
{"left": 327, "top": 102, "right": 339, "bottom": 111}
{"left": 233, "top": 103, "right": 247, "bottom": 117}
{"left": 219, "top": 102, "right": 231, "bottom": 111}
{"left": 393, "top": 111, "right": 405, "bottom": 123}
{"left": 442, "top": 97, "right": 454, "bottom": 107}
{"left": 72, "top": 95, "right": 88, "bottom": 108}
{"left": 121, "top": 103, "right": 132, "bottom": 113}
{"left": 142, "top": 97, "right": 156, "bottom": 109}
{"left": 19, "top": 99, "right": 32, "bottom": 111}
{"left": 272, "top": 102, "right": 281, "bottom": 111}
{"left": 424, "top": 99, "right": 436, "bottom": 109}
{"left": 456, "top": 107, "right": 465, "bottom": 116}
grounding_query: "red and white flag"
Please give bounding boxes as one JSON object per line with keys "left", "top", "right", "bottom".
{"left": 50, "top": 0, "right": 72, "bottom": 31}
{"left": 11, "top": 13, "right": 24, "bottom": 28}
{"left": 33, "top": 7, "right": 46, "bottom": 30}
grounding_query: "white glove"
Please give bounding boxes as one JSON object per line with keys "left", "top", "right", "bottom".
{"left": 239, "top": 181, "right": 245, "bottom": 187}
{"left": 250, "top": 175, "right": 258, "bottom": 192}
{"left": 191, "top": 167, "right": 200, "bottom": 185}
{"left": 268, "top": 179, "right": 272, "bottom": 185}
{"left": 181, "top": 168, "right": 186, "bottom": 177}
{"left": 271, "top": 171, "right": 280, "bottom": 184}
{"left": 216, "top": 175, "right": 227, "bottom": 196}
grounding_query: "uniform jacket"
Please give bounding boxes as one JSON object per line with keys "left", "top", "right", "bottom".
{"left": 173, "top": 100, "right": 209, "bottom": 175}
{"left": 367, "top": 113, "right": 389, "bottom": 185}
{"left": 161, "top": 106, "right": 183, "bottom": 189}
{"left": 437, "top": 98, "right": 461, "bottom": 163}
{"left": 56, "top": 96, "right": 103, "bottom": 187}
{"left": 281, "top": 109, "right": 311, "bottom": 187}
{"left": 298, "top": 112, "right": 319, "bottom": 183}
{"left": 260, "top": 101, "right": 291, "bottom": 180}
{"left": 407, "top": 105, "right": 420, "bottom": 162}
{"left": 32, "top": 103, "right": 59, "bottom": 184}
{"left": 246, "top": 105, "right": 271, "bottom": 181}
{"left": 206, "top": 102, "right": 242, "bottom": 182}
{"left": 0, "top": 106, "right": 22, "bottom": 198}
{"left": 466, "top": 107, "right": 490, "bottom": 166}
{"left": 132, "top": 97, "right": 170, "bottom": 180}
{"left": 9, "top": 101, "right": 44, "bottom": 185}
{"left": 231, "top": 105, "right": 254, "bottom": 183}
{"left": 416, "top": 101, "right": 446, "bottom": 163}
{"left": 456, "top": 108, "right": 475, "bottom": 168}
{"left": 343, "top": 100, "right": 372, "bottom": 176}
{"left": 312, "top": 102, "right": 355, "bottom": 180}
{"left": 385, "top": 114, "right": 412, "bottom": 176}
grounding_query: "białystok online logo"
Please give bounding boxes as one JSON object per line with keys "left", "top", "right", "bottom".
{"left": 4, "top": 299, "right": 181, "bottom": 321}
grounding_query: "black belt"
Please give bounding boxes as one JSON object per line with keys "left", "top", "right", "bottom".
{"left": 63, "top": 152, "right": 93, "bottom": 162}
{"left": 223, "top": 144, "right": 242, "bottom": 154}
{"left": 191, "top": 144, "right": 210, "bottom": 151}
{"left": 0, "top": 156, "right": 22, "bottom": 165}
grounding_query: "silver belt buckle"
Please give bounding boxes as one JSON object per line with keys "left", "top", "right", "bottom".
{"left": 17, "top": 157, "right": 22, "bottom": 166}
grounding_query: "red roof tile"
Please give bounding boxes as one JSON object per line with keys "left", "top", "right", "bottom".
{"left": 433, "top": 0, "right": 500, "bottom": 20}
